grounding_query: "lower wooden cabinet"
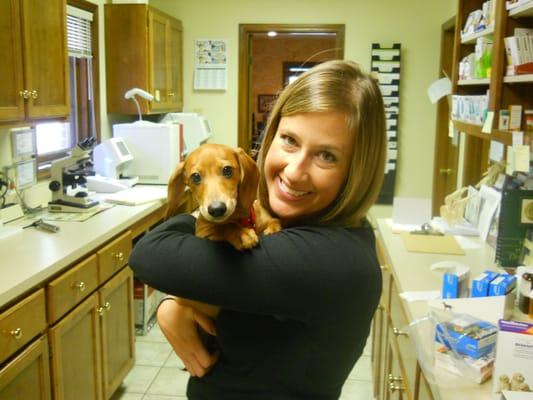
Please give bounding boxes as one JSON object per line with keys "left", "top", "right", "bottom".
{"left": 372, "top": 236, "right": 434, "bottom": 400}
{"left": 99, "top": 267, "right": 135, "bottom": 399}
{"left": 0, "top": 335, "right": 51, "bottom": 400}
{"left": 49, "top": 267, "right": 134, "bottom": 400}
{"left": 49, "top": 293, "right": 103, "bottom": 400}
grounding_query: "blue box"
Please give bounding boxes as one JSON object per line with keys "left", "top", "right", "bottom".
{"left": 470, "top": 270, "right": 499, "bottom": 297}
{"left": 436, "top": 317, "right": 497, "bottom": 359}
{"left": 488, "top": 274, "right": 517, "bottom": 296}
{"left": 442, "top": 271, "right": 469, "bottom": 299}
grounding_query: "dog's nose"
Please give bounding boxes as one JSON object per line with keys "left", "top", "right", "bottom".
{"left": 208, "top": 201, "right": 227, "bottom": 218}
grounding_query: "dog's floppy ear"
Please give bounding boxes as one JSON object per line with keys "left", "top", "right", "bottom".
{"left": 236, "top": 147, "right": 259, "bottom": 210}
{"left": 166, "top": 161, "right": 186, "bottom": 219}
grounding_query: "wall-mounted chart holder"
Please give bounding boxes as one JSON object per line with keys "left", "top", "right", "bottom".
{"left": 371, "top": 43, "right": 401, "bottom": 204}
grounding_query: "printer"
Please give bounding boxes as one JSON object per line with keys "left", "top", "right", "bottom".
{"left": 160, "top": 113, "right": 212, "bottom": 156}
{"left": 113, "top": 120, "right": 183, "bottom": 185}
{"left": 88, "top": 137, "right": 139, "bottom": 192}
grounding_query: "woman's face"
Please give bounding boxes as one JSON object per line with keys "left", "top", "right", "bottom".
{"left": 264, "top": 111, "right": 354, "bottom": 224}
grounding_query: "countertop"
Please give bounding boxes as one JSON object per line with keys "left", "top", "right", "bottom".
{"left": 376, "top": 218, "right": 500, "bottom": 400}
{"left": 0, "top": 191, "right": 166, "bottom": 309}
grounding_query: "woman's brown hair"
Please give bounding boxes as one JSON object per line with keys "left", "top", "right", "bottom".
{"left": 256, "top": 60, "right": 387, "bottom": 228}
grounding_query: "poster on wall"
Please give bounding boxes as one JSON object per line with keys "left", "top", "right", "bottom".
{"left": 194, "top": 39, "right": 228, "bottom": 90}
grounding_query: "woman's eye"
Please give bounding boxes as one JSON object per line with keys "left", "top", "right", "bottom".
{"left": 318, "top": 151, "right": 337, "bottom": 163}
{"left": 281, "top": 134, "right": 297, "bottom": 146}
{"left": 222, "top": 165, "right": 233, "bottom": 178}
{"left": 190, "top": 172, "right": 202, "bottom": 184}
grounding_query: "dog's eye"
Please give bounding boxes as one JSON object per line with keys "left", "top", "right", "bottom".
{"left": 190, "top": 172, "right": 202, "bottom": 184}
{"left": 222, "top": 166, "right": 233, "bottom": 178}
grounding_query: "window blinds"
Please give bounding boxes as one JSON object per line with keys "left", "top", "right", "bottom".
{"left": 66, "top": 5, "right": 93, "bottom": 58}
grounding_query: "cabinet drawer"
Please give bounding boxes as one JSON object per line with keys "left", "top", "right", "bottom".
{"left": 46, "top": 255, "right": 99, "bottom": 324}
{"left": 97, "top": 231, "right": 132, "bottom": 283}
{"left": 389, "top": 281, "right": 417, "bottom": 400}
{"left": 0, "top": 289, "right": 46, "bottom": 364}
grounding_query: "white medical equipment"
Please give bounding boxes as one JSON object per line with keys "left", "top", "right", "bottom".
{"left": 160, "top": 113, "right": 212, "bottom": 156}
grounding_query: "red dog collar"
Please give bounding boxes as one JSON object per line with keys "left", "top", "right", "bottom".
{"left": 239, "top": 207, "right": 256, "bottom": 228}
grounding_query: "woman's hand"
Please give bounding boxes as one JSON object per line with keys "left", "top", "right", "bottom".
{"left": 157, "top": 297, "right": 219, "bottom": 377}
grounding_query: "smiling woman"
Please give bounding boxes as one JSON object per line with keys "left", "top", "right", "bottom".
{"left": 130, "top": 60, "right": 387, "bottom": 400}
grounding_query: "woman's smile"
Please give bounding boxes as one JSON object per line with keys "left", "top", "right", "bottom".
{"left": 264, "top": 111, "right": 354, "bottom": 224}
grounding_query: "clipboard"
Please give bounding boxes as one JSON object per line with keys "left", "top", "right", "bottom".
{"left": 400, "top": 232, "right": 465, "bottom": 255}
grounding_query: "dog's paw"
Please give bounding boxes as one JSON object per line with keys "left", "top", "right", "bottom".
{"left": 238, "top": 227, "right": 259, "bottom": 250}
{"left": 263, "top": 219, "right": 282, "bottom": 235}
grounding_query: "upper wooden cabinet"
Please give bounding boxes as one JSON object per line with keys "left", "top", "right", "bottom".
{"left": 105, "top": 4, "right": 183, "bottom": 115}
{"left": 0, "top": 0, "right": 70, "bottom": 123}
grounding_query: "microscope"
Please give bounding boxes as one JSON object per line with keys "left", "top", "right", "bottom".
{"left": 48, "top": 137, "right": 99, "bottom": 213}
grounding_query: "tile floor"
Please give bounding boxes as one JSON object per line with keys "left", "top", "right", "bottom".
{"left": 111, "top": 323, "right": 374, "bottom": 400}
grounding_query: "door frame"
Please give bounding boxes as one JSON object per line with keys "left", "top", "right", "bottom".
{"left": 432, "top": 16, "right": 458, "bottom": 216}
{"left": 237, "top": 24, "right": 345, "bottom": 152}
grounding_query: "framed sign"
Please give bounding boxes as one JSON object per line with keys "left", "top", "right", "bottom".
{"left": 258, "top": 94, "right": 277, "bottom": 113}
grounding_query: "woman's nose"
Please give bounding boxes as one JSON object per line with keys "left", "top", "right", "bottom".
{"left": 283, "top": 153, "right": 310, "bottom": 182}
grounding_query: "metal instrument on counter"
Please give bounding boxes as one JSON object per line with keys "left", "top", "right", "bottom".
{"left": 48, "top": 137, "right": 99, "bottom": 213}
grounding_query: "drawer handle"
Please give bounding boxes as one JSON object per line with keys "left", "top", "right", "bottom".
{"left": 392, "top": 327, "right": 409, "bottom": 337}
{"left": 10, "top": 328, "right": 23, "bottom": 340}
{"left": 388, "top": 374, "right": 403, "bottom": 383}
{"left": 389, "top": 382, "right": 406, "bottom": 392}
{"left": 73, "top": 281, "right": 86, "bottom": 292}
{"left": 97, "top": 302, "right": 111, "bottom": 316}
{"left": 113, "top": 251, "right": 125, "bottom": 262}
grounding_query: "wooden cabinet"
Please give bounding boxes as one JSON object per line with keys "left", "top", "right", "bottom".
{"left": 49, "top": 293, "right": 103, "bottom": 400}
{"left": 0, "top": 0, "right": 69, "bottom": 123}
{"left": 99, "top": 268, "right": 135, "bottom": 400}
{"left": 447, "top": 0, "right": 533, "bottom": 187}
{"left": 0, "top": 335, "right": 52, "bottom": 400}
{"left": 49, "top": 255, "right": 134, "bottom": 400}
{"left": 105, "top": 4, "right": 183, "bottom": 115}
{"left": 372, "top": 236, "right": 435, "bottom": 400}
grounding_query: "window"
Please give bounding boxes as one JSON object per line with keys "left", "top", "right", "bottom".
{"left": 36, "top": 0, "right": 99, "bottom": 172}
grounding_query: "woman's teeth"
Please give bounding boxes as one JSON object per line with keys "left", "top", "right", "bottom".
{"left": 280, "top": 179, "right": 307, "bottom": 197}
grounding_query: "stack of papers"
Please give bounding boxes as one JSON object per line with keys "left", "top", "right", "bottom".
{"left": 104, "top": 186, "right": 167, "bottom": 206}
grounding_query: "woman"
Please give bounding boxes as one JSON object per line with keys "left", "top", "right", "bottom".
{"left": 129, "top": 60, "right": 387, "bottom": 399}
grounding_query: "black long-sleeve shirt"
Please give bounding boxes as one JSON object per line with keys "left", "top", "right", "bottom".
{"left": 129, "top": 214, "right": 382, "bottom": 400}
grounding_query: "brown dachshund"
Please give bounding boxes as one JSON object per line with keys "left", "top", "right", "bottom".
{"left": 165, "top": 143, "right": 281, "bottom": 317}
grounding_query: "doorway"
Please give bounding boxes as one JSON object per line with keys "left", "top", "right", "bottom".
{"left": 432, "top": 17, "right": 459, "bottom": 216}
{"left": 238, "top": 24, "right": 345, "bottom": 155}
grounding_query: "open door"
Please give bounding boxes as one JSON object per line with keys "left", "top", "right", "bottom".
{"left": 432, "top": 17, "right": 459, "bottom": 216}
{"left": 238, "top": 24, "right": 345, "bottom": 155}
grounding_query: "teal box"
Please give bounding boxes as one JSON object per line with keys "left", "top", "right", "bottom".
{"left": 471, "top": 270, "right": 499, "bottom": 297}
{"left": 488, "top": 274, "right": 517, "bottom": 296}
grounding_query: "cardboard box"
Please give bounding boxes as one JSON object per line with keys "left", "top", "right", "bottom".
{"left": 471, "top": 270, "right": 500, "bottom": 297}
{"left": 436, "top": 316, "right": 497, "bottom": 359}
{"left": 492, "top": 320, "right": 533, "bottom": 396}
{"left": 443, "top": 270, "right": 470, "bottom": 299}
{"left": 489, "top": 274, "right": 517, "bottom": 296}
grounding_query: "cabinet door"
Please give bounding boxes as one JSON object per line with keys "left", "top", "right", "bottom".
{"left": 416, "top": 365, "right": 435, "bottom": 400}
{"left": 99, "top": 267, "right": 135, "bottom": 399}
{"left": 0, "top": 0, "right": 25, "bottom": 122}
{"left": 0, "top": 335, "right": 51, "bottom": 400}
{"left": 149, "top": 9, "right": 171, "bottom": 111}
{"left": 21, "top": 0, "right": 69, "bottom": 119}
{"left": 167, "top": 18, "right": 183, "bottom": 110}
{"left": 384, "top": 338, "right": 408, "bottom": 400}
{"left": 49, "top": 293, "right": 103, "bottom": 400}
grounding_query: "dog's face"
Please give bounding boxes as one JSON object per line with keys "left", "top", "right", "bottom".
{"left": 166, "top": 144, "right": 259, "bottom": 222}
{"left": 512, "top": 373, "right": 525, "bottom": 383}
{"left": 184, "top": 145, "right": 241, "bottom": 222}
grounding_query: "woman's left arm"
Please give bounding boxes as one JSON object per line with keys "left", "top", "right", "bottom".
{"left": 129, "top": 214, "right": 380, "bottom": 322}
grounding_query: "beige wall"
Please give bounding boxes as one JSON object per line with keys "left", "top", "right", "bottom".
{"left": 0, "top": 0, "right": 457, "bottom": 211}
{"left": 150, "top": 0, "right": 456, "bottom": 203}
